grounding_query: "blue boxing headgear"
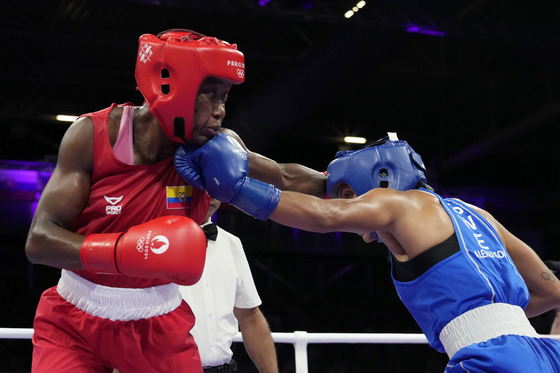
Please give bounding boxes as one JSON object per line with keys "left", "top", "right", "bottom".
{"left": 326, "top": 133, "right": 429, "bottom": 198}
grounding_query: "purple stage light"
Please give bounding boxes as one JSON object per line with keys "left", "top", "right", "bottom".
{"left": 404, "top": 23, "right": 445, "bottom": 37}
{"left": 0, "top": 160, "right": 54, "bottom": 201}
{"left": 292, "top": 227, "right": 300, "bottom": 241}
{"left": 301, "top": 0, "right": 313, "bottom": 10}
{"left": 0, "top": 160, "right": 55, "bottom": 232}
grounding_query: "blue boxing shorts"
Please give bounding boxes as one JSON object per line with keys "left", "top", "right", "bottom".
{"left": 445, "top": 335, "right": 560, "bottom": 373}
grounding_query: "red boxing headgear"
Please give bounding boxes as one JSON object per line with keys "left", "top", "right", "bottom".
{"left": 135, "top": 29, "right": 245, "bottom": 143}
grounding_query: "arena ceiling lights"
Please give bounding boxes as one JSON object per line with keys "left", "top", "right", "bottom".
{"left": 344, "top": 1, "right": 366, "bottom": 18}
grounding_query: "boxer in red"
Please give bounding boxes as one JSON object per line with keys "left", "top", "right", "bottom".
{"left": 25, "top": 29, "right": 325, "bottom": 372}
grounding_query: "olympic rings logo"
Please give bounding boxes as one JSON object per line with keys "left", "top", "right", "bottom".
{"left": 136, "top": 237, "right": 146, "bottom": 253}
{"left": 237, "top": 69, "right": 244, "bottom": 79}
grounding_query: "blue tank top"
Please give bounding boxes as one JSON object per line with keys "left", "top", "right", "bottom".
{"left": 391, "top": 189, "right": 529, "bottom": 352}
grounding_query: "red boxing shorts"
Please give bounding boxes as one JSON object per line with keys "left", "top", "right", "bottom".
{"left": 31, "top": 270, "right": 202, "bottom": 372}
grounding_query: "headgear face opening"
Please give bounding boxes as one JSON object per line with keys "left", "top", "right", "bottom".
{"left": 326, "top": 133, "right": 428, "bottom": 198}
{"left": 135, "top": 29, "right": 245, "bottom": 143}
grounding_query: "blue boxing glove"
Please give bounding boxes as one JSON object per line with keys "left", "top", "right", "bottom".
{"left": 174, "top": 144, "right": 206, "bottom": 190}
{"left": 175, "top": 133, "right": 281, "bottom": 221}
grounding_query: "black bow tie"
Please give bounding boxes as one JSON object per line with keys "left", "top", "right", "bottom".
{"left": 202, "top": 222, "right": 218, "bottom": 241}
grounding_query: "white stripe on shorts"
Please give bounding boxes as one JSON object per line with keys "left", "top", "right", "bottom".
{"left": 439, "top": 303, "right": 539, "bottom": 358}
{"left": 57, "top": 269, "right": 182, "bottom": 321}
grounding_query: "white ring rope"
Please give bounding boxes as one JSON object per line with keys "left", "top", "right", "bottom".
{"left": 3, "top": 328, "right": 559, "bottom": 373}
{"left": 0, "top": 328, "right": 430, "bottom": 343}
{"left": 236, "top": 331, "right": 429, "bottom": 344}
{"left": 0, "top": 328, "right": 34, "bottom": 339}
{"left": 4, "top": 327, "right": 559, "bottom": 343}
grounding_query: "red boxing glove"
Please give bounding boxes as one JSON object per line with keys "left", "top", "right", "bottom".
{"left": 80, "top": 216, "right": 207, "bottom": 286}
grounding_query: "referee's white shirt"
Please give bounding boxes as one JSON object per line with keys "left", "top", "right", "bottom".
{"left": 179, "top": 224, "right": 262, "bottom": 368}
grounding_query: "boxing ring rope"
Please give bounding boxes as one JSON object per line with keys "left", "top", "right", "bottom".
{"left": 0, "top": 328, "right": 33, "bottom": 339}
{"left": 236, "top": 331, "right": 429, "bottom": 373}
{"left": 2, "top": 328, "right": 559, "bottom": 373}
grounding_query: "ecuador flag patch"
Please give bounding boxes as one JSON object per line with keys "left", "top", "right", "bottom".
{"left": 166, "top": 185, "right": 192, "bottom": 209}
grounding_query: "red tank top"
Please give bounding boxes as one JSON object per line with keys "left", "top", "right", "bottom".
{"left": 71, "top": 103, "right": 211, "bottom": 288}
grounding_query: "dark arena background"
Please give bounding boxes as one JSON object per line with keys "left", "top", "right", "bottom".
{"left": 1, "top": 0, "right": 560, "bottom": 372}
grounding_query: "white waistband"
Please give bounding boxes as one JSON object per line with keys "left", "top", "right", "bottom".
{"left": 439, "top": 303, "right": 539, "bottom": 359}
{"left": 57, "top": 269, "right": 182, "bottom": 321}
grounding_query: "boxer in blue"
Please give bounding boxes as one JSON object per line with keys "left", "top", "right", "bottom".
{"left": 176, "top": 132, "right": 560, "bottom": 372}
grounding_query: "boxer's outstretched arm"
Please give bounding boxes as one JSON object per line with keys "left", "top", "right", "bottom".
{"left": 222, "top": 128, "right": 327, "bottom": 197}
